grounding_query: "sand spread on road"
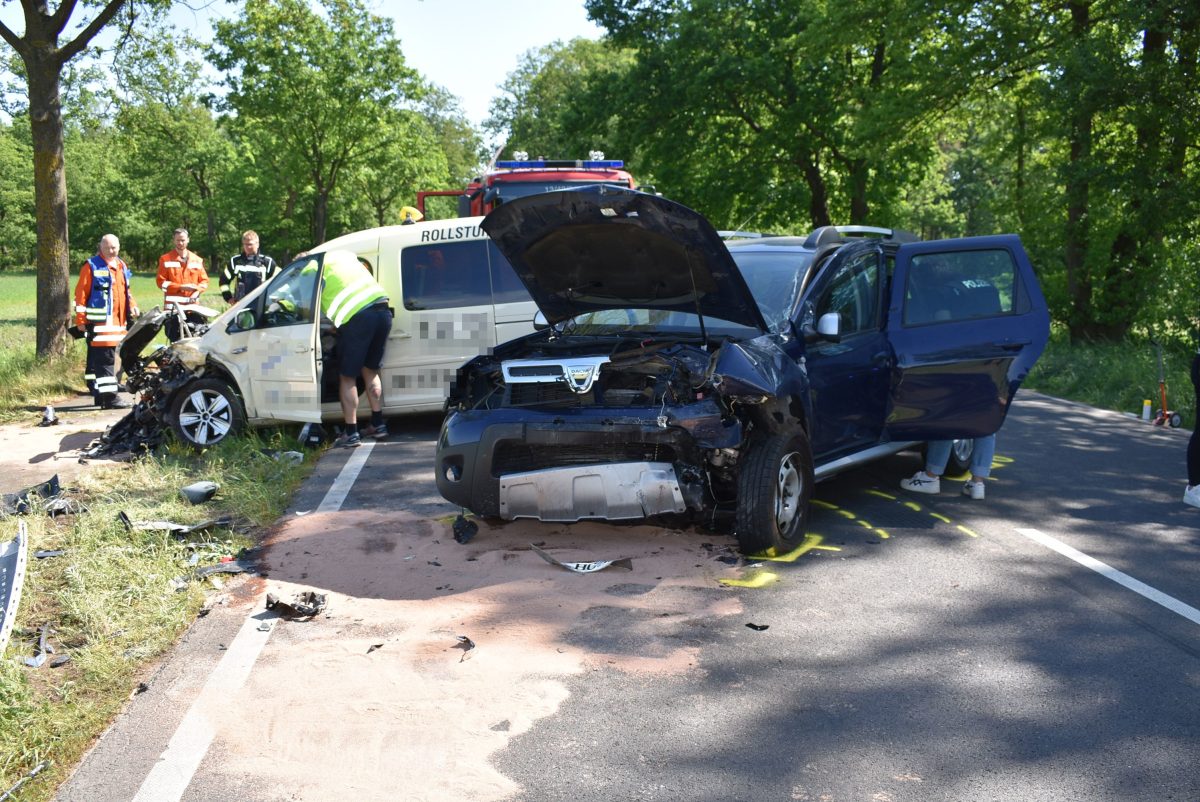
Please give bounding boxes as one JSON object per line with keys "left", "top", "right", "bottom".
{"left": 211, "top": 510, "right": 746, "bottom": 801}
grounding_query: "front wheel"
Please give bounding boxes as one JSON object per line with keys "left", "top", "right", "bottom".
{"left": 735, "top": 428, "right": 814, "bottom": 555}
{"left": 169, "top": 378, "right": 245, "bottom": 449}
{"left": 945, "top": 438, "right": 976, "bottom": 475}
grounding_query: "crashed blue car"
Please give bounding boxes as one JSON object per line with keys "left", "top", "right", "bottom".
{"left": 435, "top": 186, "right": 1049, "bottom": 553}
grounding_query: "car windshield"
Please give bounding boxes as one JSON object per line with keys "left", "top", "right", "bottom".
{"left": 566, "top": 308, "right": 760, "bottom": 338}
{"left": 729, "top": 249, "right": 815, "bottom": 330}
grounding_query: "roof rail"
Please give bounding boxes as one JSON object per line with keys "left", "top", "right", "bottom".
{"left": 802, "top": 225, "right": 920, "bottom": 248}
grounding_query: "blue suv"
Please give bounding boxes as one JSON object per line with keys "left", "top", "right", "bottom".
{"left": 435, "top": 186, "right": 1049, "bottom": 554}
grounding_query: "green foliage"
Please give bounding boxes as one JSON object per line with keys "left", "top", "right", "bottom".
{"left": 0, "top": 122, "right": 35, "bottom": 267}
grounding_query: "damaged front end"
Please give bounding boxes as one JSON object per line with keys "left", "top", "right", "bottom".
{"left": 82, "top": 308, "right": 216, "bottom": 457}
{"left": 436, "top": 326, "right": 803, "bottom": 531}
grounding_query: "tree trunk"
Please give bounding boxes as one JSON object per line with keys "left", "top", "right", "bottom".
{"left": 27, "top": 53, "right": 71, "bottom": 360}
{"left": 1064, "top": 1, "right": 1093, "bottom": 343}
{"left": 848, "top": 157, "right": 869, "bottom": 225}
{"left": 312, "top": 191, "right": 328, "bottom": 246}
{"left": 800, "top": 154, "right": 832, "bottom": 229}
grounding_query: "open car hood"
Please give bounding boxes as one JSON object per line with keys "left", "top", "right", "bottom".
{"left": 118, "top": 307, "right": 169, "bottom": 364}
{"left": 481, "top": 186, "right": 769, "bottom": 331}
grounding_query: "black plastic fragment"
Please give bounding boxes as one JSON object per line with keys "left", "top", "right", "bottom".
{"left": 452, "top": 515, "right": 478, "bottom": 544}
{"left": 266, "top": 590, "right": 327, "bottom": 619}
{"left": 745, "top": 623, "right": 769, "bottom": 631}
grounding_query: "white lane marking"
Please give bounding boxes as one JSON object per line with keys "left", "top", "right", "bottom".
{"left": 131, "top": 613, "right": 272, "bottom": 801}
{"left": 132, "top": 442, "right": 373, "bottom": 801}
{"left": 1015, "top": 527, "right": 1200, "bottom": 626}
{"left": 317, "top": 441, "right": 375, "bottom": 512}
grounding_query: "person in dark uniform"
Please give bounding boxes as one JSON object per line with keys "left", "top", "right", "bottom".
{"left": 220, "top": 230, "right": 279, "bottom": 304}
{"left": 1185, "top": 348, "right": 1200, "bottom": 508}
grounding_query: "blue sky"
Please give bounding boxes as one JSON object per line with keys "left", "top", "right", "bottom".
{"left": 169, "top": 0, "right": 606, "bottom": 129}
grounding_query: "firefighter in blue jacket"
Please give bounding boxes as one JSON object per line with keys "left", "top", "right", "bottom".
{"left": 220, "top": 230, "right": 278, "bottom": 303}
{"left": 72, "top": 234, "right": 139, "bottom": 408}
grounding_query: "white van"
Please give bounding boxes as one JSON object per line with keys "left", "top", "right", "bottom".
{"left": 150, "top": 217, "right": 537, "bottom": 447}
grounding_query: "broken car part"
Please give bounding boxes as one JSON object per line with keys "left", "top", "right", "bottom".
{"left": 39, "top": 405, "right": 58, "bottom": 426}
{"left": 0, "top": 760, "right": 49, "bottom": 802}
{"left": 23, "top": 622, "right": 55, "bottom": 668}
{"left": 180, "top": 481, "right": 220, "bottom": 505}
{"left": 265, "top": 590, "right": 327, "bottom": 618}
{"left": 1, "top": 475, "right": 61, "bottom": 516}
{"left": 452, "top": 514, "right": 478, "bottom": 544}
{"left": 118, "top": 511, "right": 236, "bottom": 536}
{"left": 0, "top": 522, "right": 29, "bottom": 653}
{"left": 529, "top": 543, "right": 633, "bottom": 573}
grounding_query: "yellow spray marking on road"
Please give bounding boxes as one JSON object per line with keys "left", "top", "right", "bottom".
{"left": 956, "top": 525, "right": 979, "bottom": 538}
{"left": 811, "top": 499, "right": 838, "bottom": 510}
{"left": 866, "top": 489, "right": 897, "bottom": 501}
{"left": 903, "top": 501, "right": 923, "bottom": 512}
{"left": 930, "top": 512, "right": 952, "bottom": 524}
{"left": 837, "top": 509, "right": 857, "bottom": 520}
{"left": 811, "top": 500, "right": 890, "bottom": 540}
{"left": 751, "top": 534, "right": 841, "bottom": 563}
{"left": 719, "top": 570, "right": 780, "bottom": 588}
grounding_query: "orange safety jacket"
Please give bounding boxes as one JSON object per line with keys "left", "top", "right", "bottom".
{"left": 74, "top": 255, "right": 138, "bottom": 347}
{"left": 156, "top": 250, "right": 209, "bottom": 306}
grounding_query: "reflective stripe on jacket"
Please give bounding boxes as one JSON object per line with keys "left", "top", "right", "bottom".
{"left": 157, "top": 250, "right": 208, "bottom": 305}
{"left": 319, "top": 251, "right": 387, "bottom": 328}
{"left": 73, "top": 255, "right": 136, "bottom": 346}
{"left": 221, "top": 252, "right": 278, "bottom": 299}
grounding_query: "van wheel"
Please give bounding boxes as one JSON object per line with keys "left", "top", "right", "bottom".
{"left": 735, "top": 428, "right": 813, "bottom": 555}
{"left": 170, "top": 378, "right": 244, "bottom": 449}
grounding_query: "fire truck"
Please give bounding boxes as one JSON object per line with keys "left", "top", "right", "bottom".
{"left": 416, "top": 150, "right": 639, "bottom": 219}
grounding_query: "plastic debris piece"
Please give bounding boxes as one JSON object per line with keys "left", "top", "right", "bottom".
{"left": 298, "top": 422, "right": 327, "bottom": 447}
{"left": 367, "top": 643, "right": 383, "bottom": 654}
{"left": 195, "top": 559, "right": 256, "bottom": 578}
{"left": 452, "top": 515, "right": 478, "bottom": 544}
{"left": 454, "top": 635, "right": 475, "bottom": 662}
{"left": 0, "top": 522, "right": 29, "bottom": 654}
{"left": 23, "top": 623, "right": 55, "bottom": 668}
{"left": 50, "top": 654, "right": 71, "bottom": 668}
{"left": 266, "top": 590, "right": 327, "bottom": 619}
{"left": 256, "top": 621, "right": 274, "bottom": 632}
{"left": 529, "top": 543, "right": 633, "bottom": 573}
{"left": 180, "top": 481, "right": 219, "bottom": 505}
{"left": 2, "top": 475, "right": 61, "bottom": 515}
{"left": 0, "top": 759, "right": 49, "bottom": 802}
{"left": 121, "top": 514, "right": 236, "bottom": 536}
{"left": 34, "top": 550, "right": 65, "bottom": 559}
{"left": 39, "top": 405, "right": 59, "bottom": 426}
{"left": 745, "top": 623, "right": 769, "bottom": 631}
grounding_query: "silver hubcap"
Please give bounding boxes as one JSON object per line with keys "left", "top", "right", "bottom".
{"left": 178, "top": 389, "right": 233, "bottom": 445}
{"left": 775, "top": 451, "right": 803, "bottom": 531}
{"left": 952, "top": 438, "right": 974, "bottom": 465}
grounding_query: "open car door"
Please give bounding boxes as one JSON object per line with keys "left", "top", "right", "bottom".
{"left": 884, "top": 235, "right": 1049, "bottom": 440}
{"left": 243, "top": 253, "right": 324, "bottom": 424}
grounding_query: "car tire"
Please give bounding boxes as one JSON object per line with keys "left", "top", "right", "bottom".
{"left": 170, "top": 378, "right": 244, "bottom": 449}
{"left": 944, "top": 438, "right": 975, "bottom": 475}
{"left": 735, "top": 428, "right": 813, "bottom": 555}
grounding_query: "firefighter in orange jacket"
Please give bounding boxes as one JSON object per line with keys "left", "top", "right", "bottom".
{"left": 156, "top": 227, "right": 209, "bottom": 341}
{"left": 73, "top": 234, "right": 139, "bottom": 409}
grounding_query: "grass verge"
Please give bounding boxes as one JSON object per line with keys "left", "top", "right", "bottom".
{"left": 0, "top": 429, "right": 315, "bottom": 800}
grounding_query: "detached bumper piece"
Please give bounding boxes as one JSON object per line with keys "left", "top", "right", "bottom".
{"left": 498, "top": 461, "right": 685, "bottom": 522}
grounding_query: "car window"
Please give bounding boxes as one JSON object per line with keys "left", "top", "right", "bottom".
{"left": 401, "top": 242, "right": 493, "bottom": 310}
{"left": 569, "top": 308, "right": 758, "bottom": 337}
{"left": 487, "top": 241, "right": 531, "bottom": 305}
{"left": 727, "top": 249, "right": 814, "bottom": 330}
{"left": 815, "top": 250, "right": 879, "bottom": 336}
{"left": 260, "top": 255, "right": 320, "bottom": 328}
{"left": 904, "top": 249, "right": 1014, "bottom": 326}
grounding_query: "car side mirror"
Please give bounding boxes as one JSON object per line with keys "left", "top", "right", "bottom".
{"left": 816, "top": 311, "right": 842, "bottom": 342}
{"left": 230, "top": 309, "right": 256, "bottom": 333}
{"left": 533, "top": 310, "right": 550, "bottom": 331}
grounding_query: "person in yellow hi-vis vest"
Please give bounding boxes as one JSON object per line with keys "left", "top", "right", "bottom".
{"left": 316, "top": 250, "right": 393, "bottom": 447}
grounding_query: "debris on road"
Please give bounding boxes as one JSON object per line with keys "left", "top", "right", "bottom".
{"left": 745, "top": 623, "right": 769, "bottom": 631}
{"left": 194, "top": 559, "right": 257, "bottom": 578}
{"left": 1, "top": 474, "right": 61, "bottom": 515}
{"left": 23, "top": 622, "right": 56, "bottom": 668}
{"left": 530, "top": 543, "right": 633, "bottom": 573}
{"left": 0, "top": 521, "right": 29, "bottom": 653}
{"left": 39, "top": 405, "right": 58, "bottom": 426}
{"left": 180, "top": 481, "right": 219, "bottom": 505}
{"left": 452, "top": 514, "right": 478, "bottom": 544}
{"left": 34, "top": 550, "right": 65, "bottom": 559}
{"left": 367, "top": 642, "right": 384, "bottom": 654}
{"left": 266, "top": 590, "right": 327, "bottom": 619}
{"left": 454, "top": 635, "right": 475, "bottom": 662}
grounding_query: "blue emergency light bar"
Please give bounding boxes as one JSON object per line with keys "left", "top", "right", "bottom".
{"left": 496, "top": 159, "right": 625, "bottom": 169}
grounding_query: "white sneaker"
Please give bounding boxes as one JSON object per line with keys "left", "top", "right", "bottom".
{"left": 1184, "top": 485, "right": 1200, "bottom": 509}
{"left": 963, "top": 480, "right": 986, "bottom": 500}
{"left": 900, "top": 471, "right": 940, "bottom": 494}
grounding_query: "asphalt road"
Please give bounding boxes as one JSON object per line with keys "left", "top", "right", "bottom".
{"left": 55, "top": 390, "right": 1200, "bottom": 802}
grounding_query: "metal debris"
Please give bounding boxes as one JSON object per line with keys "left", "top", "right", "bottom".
{"left": 1, "top": 475, "right": 61, "bottom": 515}
{"left": 118, "top": 511, "right": 236, "bottom": 536}
{"left": 745, "top": 623, "right": 769, "bottom": 631}
{"left": 529, "top": 543, "right": 633, "bottom": 573}
{"left": 39, "top": 405, "right": 58, "bottom": 426}
{"left": 0, "top": 759, "right": 49, "bottom": 802}
{"left": 194, "top": 559, "right": 257, "bottom": 578}
{"left": 454, "top": 635, "right": 475, "bottom": 662}
{"left": 180, "top": 481, "right": 219, "bottom": 505}
{"left": 265, "top": 590, "right": 327, "bottom": 619}
{"left": 0, "top": 522, "right": 29, "bottom": 654}
{"left": 34, "top": 550, "right": 65, "bottom": 559}
{"left": 23, "top": 623, "right": 55, "bottom": 668}
{"left": 452, "top": 514, "right": 478, "bottom": 544}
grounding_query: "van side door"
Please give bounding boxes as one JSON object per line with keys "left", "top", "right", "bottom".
{"left": 884, "top": 235, "right": 1050, "bottom": 440}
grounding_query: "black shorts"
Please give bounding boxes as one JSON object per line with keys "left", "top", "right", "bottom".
{"left": 338, "top": 303, "right": 392, "bottom": 377}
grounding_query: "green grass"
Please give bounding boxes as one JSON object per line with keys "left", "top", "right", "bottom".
{"left": 0, "top": 431, "right": 316, "bottom": 800}
{"left": 1024, "top": 326, "right": 1196, "bottom": 429}
{"left": 0, "top": 270, "right": 165, "bottom": 420}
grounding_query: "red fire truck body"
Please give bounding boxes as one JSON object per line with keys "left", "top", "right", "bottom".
{"left": 417, "top": 157, "right": 637, "bottom": 218}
